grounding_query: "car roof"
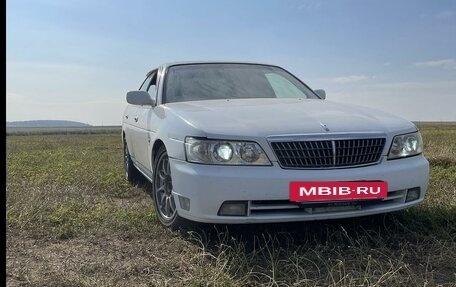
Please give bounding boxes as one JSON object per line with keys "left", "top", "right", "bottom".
{"left": 146, "top": 61, "right": 277, "bottom": 76}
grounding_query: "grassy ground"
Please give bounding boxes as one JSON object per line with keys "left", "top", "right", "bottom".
{"left": 6, "top": 125, "right": 456, "bottom": 286}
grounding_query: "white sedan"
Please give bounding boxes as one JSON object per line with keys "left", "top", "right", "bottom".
{"left": 122, "top": 62, "right": 429, "bottom": 229}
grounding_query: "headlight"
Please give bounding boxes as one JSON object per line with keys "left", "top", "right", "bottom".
{"left": 388, "top": 131, "right": 423, "bottom": 159}
{"left": 214, "top": 143, "right": 233, "bottom": 162}
{"left": 185, "top": 137, "right": 271, "bottom": 165}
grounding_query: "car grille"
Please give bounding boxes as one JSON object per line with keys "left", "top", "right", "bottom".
{"left": 270, "top": 138, "right": 386, "bottom": 169}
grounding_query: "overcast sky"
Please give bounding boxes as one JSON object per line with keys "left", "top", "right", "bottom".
{"left": 7, "top": 0, "right": 456, "bottom": 125}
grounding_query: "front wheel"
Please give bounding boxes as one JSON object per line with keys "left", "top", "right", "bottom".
{"left": 153, "top": 146, "right": 190, "bottom": 230}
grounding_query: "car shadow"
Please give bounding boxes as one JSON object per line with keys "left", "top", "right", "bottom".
{"left": 180, "top": 214, "right": 396, "bottom": 252}
{"left": 179, "top": 206, "right": 454, "bottom": 253}
{"left": 134, "top": 173, "right": 453, "bottom": 253}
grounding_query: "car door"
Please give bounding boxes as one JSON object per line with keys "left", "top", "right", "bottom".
{"left": 131, "top": 70, "right": 158, "bottom": 173}
{"left": 123, "top": 104, "right": 138, "bottom": 153}
{"left": 125, "top": 74, "right": 152, "bottom": 163}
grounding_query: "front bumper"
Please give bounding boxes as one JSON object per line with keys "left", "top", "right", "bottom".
{"left": 170, "top": 155, "right": 429, "bottom": 224}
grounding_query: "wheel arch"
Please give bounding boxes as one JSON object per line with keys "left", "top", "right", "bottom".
{"left": 151, "top": 139, "right": 166, "bottom": 168}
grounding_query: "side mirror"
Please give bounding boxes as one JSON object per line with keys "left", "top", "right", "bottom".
{"left": 315, "top": 89, "right": 326, "bottom": 100}
{"left": 126, "top": 91, "right": 156, "bottom": 106}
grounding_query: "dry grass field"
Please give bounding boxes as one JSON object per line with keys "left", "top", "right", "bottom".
{"left": 6, "top": 124, "right": 456, "bottom": 286}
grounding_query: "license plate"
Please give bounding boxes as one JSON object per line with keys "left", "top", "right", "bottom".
{"left": 289, "top": 181, "right": 388, "bottom": 202}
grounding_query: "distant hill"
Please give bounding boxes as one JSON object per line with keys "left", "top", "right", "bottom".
{"left": 6, "top": 120, "right": 91, "bottom": 128}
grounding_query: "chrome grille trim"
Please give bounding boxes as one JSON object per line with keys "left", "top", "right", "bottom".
{"left": 249, "top": 189, "right": 407, "bottom": 215}
{"left": 270, "top": 138, "right": 386, "bottom": 169}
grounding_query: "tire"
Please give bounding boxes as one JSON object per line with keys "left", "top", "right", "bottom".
{"left": 124, "top": 141, "right": 140, "bottom": 183}
{"left": 152, "top": 145, "right": 190, "bottom": 230}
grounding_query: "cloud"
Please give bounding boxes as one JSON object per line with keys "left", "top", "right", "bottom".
{"left": 330, "top": 75, "right": 371, "bottom": 84}
{"left": 415, "top": 59, "right": 456, "bottom": 70}
{"left": 296, "top": 0, "right": 322, "bottom": 10}
{"left": 321, "top": 80, "right": 456, "bottom": 121}
{"left": 6, "top": 92, "right": 28, "bottom": 102}
{"left": 437, "top": 10, "right": 456, "bottom": 19}
{"left": 7, "top": 61, "right": 142, "bottom": 125}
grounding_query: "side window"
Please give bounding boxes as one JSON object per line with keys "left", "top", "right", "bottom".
{"left": 265, "top": 73, "right": 307, "bottom": 98}
{"left": 147, "top": 73, "right": 157, "bottom": 96}
{"left": 139, "top": 76, "right": 152, "bottom": 91}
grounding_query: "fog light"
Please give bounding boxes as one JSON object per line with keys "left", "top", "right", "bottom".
{"left": 218, "top": 201, "right": 248, "bottom": 216}
{"left": 178, "top": 195, "right": 190, "bottom": 211}
{"left": 406, "top": 187, "right": 420, "bottom": 202}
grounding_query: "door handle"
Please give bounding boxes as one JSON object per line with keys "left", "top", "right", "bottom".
{"left": 125, "top": 115, "right": 129, "bottom": 119}
{"left": 134, "top": 116, "right": 139, "bottom": 122}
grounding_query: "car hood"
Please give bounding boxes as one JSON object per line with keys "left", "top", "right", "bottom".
{"left": 164, "top": 98, "right": 416, "bottom": 139}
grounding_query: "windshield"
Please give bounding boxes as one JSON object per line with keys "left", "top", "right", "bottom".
{"left": 163, "top": 63, "right": 318, "bottom": 103}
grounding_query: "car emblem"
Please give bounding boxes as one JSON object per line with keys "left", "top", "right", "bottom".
{"left": 320, "top": 122, "right": 330, "bottom": 132}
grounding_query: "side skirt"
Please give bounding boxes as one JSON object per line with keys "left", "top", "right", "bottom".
{"left": 131, "top": 157, "right": 154, "bottom": 183}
